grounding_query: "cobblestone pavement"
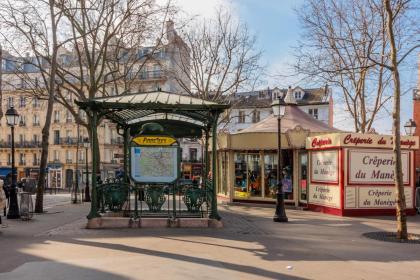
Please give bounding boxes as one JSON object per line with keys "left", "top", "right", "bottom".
{"left": 1, "top": 202, "right": 420, "bottom": 280}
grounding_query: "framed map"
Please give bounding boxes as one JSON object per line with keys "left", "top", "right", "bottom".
{"left": 130, "top": 146, "right": 179, "bottom": 183}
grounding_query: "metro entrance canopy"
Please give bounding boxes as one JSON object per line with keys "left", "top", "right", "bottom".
{"left": 76, "top": 91, "right": 230, "bottom": 222}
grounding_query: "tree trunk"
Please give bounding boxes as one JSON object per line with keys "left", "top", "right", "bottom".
{"left": 35, "top": 0, "right": 58, "bottom": 213}
{"left": 384, "top": 0, "right": 407, "bottom": 240}
{"left": 0, "top": 45, "right": 3, "bottom": 120}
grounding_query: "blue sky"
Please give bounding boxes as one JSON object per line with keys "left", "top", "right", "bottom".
{"left": 177, "top": 0, "right": 419, "bottom": 133}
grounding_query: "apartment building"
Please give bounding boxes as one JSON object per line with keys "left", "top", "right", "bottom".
{"left": 221, "top": 86, "right": 333, "bottom": 133}
{"left": 0, "top": 20, "right": 191, "bottom": 189}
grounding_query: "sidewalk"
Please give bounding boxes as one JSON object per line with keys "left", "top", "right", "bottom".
{"left": 0, "top": 202, "right": 419, "bottom": 280}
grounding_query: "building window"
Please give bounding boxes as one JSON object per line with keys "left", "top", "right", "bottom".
{"left": 19, "top": 134, "right": 25, "bottom": 145}
{"left": 19, "top": 96, "right": 26, "bottom": 108}
{"left": 238, "top": 111, "right": 245, "bottom": 123}
{"left": 66, "top": 111, "right": 72, "bottom": 123}
{"left": 33, "top": 114, "right": 40, "bottom": 126}
{"left": 189, "top": 148, "right": 197, "bottom": 162}
{"left": 295, "top": 91, "right": 302, "bottom": 99}
{"left": 54, "top": 111, "right": 60, "bottom": 123}
{"left": 8, "top": 154, "right": 11, "bottom": 165}
{"left": 54, "top": 150, "right": 60, "bottom": 161}
{"left": 33, "top": 97, "right": 40, "bottom": 108}
{"left": 33, "top": 153, "right": 39, "bottom": 165}
{"left": 309, "top": 108, "right": 319, "bottom": 119}
{"left": 66, "top": 150, "right": 72, "bottom": 163}
{"left": 252, "top": 111, "right": 260, "bottom": 123}
{"left": 7, "top": 97, "right": 14, "bottom": 108}
{"left": 258, "top": 91, "right": 265, "bottom": 98}
{"left": 33, "top": 134, "right": 40, "bottom": 144}
{"left": 19, "top": 115, "right": 26, "bottom": 126}
{"left": 54, "top": 130, "right": 60, "bottom": 145}
{"left": 19, "top": 153, "right": 26, "bottom": 165}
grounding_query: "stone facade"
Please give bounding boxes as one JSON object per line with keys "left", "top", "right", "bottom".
{"left": 0, "top": 21, "right": 190, "bottom": 188}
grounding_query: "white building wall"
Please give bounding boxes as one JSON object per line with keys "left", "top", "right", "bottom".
{"left": 300, "top": 104, "right": 330, "bottom": 125}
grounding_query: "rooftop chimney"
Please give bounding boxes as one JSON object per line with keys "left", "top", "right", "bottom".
{"left": 284, "top": 85, "right": 297, "bottom": 104}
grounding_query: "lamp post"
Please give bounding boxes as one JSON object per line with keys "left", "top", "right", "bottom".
{"left": 271, "top": 97, "right": 288, "bottom": 222}
{"left": 73, "top": 123, "right": 80, "bottom": 204}
{"left": 404, "top": 119, "right": 417, "bottom": 136}
{"left": 6, "top": 106, "right": 20, "bottom": 219}
{"left": 83, "top": 138, "right": 91, "bottom": 202}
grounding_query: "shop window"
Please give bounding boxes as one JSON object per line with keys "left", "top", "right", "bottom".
{"left": 263, "top": 151, "right": 294, "bottom": 200}
{"left": 234, "top": 153, "right": 262, "bottom": 199}
{"left": 264, "top": 154, "right": 278, "bottom": 198}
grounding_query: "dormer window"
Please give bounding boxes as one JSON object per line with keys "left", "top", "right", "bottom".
{"left": 295, "top": 91, "right": 302, "bottom": 99}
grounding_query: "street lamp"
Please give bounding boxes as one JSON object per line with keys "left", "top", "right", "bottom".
{"left": 6, "top": 106, "right": 20, "bottom": 219}
{"left": 404, "top": 119, "right": 417, "bottom": 136}
{"left": 83, "top": 138, "right": 91, "bottom": 202}
{"left": 271, "top": 97, "right": 288, "bottom": 223}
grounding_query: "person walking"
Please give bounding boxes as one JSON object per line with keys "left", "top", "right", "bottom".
{"left": 0, "top": 179, "right": 7, "bottom": 227}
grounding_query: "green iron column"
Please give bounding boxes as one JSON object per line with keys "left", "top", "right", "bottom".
{"left": 204, "top": 129, "right": 209, "bottom": 183}
{"left": 87, "top": 110, "right": 100, "bottom": 219}
{"left": 209, "top": 113, "right": 221, "bottom": 220}
{"left": 123, "top": 127, "right": 129, "bottom": 183}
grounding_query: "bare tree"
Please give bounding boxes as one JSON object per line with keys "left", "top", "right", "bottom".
{"left": 370, "top": 0, "right": 420, "bottom": 240}
{"left": 295, "top": 0, "right": 393, "bottom": 133}
{"left": 0, "top": 0, "right": 61, "bottom": 213}
{"left": 49, "top": 0, "right": 174, "bottom": 174}
{"left": 172, "top": 7, "right": 262, "bottom": 103}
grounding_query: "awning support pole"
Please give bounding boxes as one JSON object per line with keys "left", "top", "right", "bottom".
{"left": 87, "top": 109, "right": 100, "bottom": 219}
{"left": 209, "top": 113, "right": 221, "bottom": 220}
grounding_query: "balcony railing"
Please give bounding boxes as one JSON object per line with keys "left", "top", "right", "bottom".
{"left": 54, "top": 137, "right": 80, "bottom": 145}
{"left": 110, "top": 138, "right": 124, "bottom": 145}
{"left": 112, "top": 70, "right": 166, "bottom": 81}
{"left": 0, "top": 141, "right": 42, "bottom": 148}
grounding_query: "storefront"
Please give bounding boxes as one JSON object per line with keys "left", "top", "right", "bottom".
{"left": 215, "top": 104, "right": 340, "bottom": 206}
{"left": 306, "top": 133, "right": 418, "bottom": 216}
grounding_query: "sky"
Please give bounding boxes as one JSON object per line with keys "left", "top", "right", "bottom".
{"left": 174, "top": 0, "right": 419, "bottom": 134}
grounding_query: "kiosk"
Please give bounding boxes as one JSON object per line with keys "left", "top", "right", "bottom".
{"left": 306, "top": 133, "right": 419, "bottom": 216}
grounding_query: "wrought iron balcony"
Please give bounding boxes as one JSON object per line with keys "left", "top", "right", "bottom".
{"left": 110, "top": 138, "right": 124, "bottom": 145}
{"left": 54, "top": 137, "right": 80, "bottom": 145}
{"left": 0, "top": 141, "right": 42, "bottom": 148}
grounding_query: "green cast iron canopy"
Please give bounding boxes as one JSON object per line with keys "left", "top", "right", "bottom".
{"left": 76, "top": 91, "right": 230, "bottom": 130}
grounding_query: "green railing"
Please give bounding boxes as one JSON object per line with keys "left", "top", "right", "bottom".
{"left": 96, "top": 178, "right": 211, "bottom": 219}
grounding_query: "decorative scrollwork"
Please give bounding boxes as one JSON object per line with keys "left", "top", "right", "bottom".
{"left": 99, "top": 183, "right": 130, "bottom": 212}
{"left": 144, "top": 185, "right": 166, "bottom": 212}
{"left": 183, "top": 186, "right": 205, "bottom": 212}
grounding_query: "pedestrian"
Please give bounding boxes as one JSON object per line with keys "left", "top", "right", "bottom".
{"left": 0, "top": 179, "right": 7, "bottom": 227}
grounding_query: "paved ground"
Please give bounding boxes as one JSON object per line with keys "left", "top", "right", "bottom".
{"left": 0, "top": 199, "right": 420, "bottom": 280}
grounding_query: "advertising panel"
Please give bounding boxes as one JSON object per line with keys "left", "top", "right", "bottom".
{"left": 308, "top": 185, "right": 341, "bottom": 208}
{"left": 348, "top": 149, "right": 410, "bottom": 185}
{"left": 311, "top": 150, "right": 339, "bottom": 184}
{"left": 344, "top": 186, "right": 413, "bottom": 209}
